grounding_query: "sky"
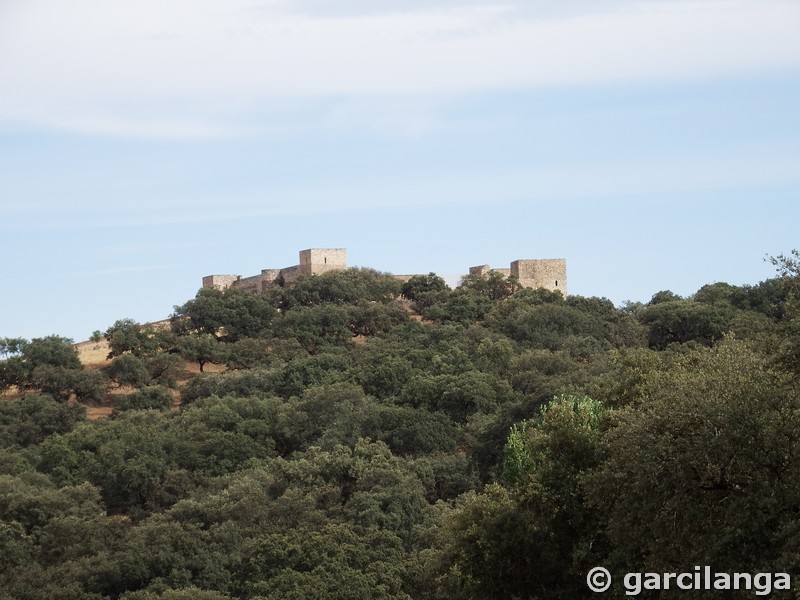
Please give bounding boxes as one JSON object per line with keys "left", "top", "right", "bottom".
{"left": 1, "top": 0, "right": 799, "bottom": 341}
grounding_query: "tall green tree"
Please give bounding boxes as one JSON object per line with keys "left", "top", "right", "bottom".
{"left": 0, "top": 336, "right": 104, "bottom": 402}
{"left": 588, "top": 340, "right": 800, "bottom": 578}
{"left": 431, "top": 395, "right": 608, "bottom": 600}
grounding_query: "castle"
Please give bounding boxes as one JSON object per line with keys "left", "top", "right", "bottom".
{"left": 469, "top": 259, "right": 567, "bottom": 295}
{"left": 203, "top": 248, "right": 567, "bottom": 295}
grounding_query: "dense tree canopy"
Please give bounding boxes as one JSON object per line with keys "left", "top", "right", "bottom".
{"left": 1, "top": 260, "right": 798, "bottom": 599}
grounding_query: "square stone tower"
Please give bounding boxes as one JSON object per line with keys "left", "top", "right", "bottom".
{"left": 202, "top": 274, "right": 240, "bottom": 290}
{"left": 299, "top": 248, "right": 347, "bottom": 276}
{"left": 510, "top": 259, "right": 567, "bottom": 295}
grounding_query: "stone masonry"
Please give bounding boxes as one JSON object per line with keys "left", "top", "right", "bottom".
{"left": 204, "top": 249, "right": 567, "bottom": 296}
{"left": 511, "top": 259, "right": 567, "bottom": 295}
{"left": 202, "top": 248, "right": 348, "bottom": 294}
{"left": 470, "top": 258, "right": 567, "bottom": 295}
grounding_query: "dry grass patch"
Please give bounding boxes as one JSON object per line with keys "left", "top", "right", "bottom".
{"left": 75, "top": 340, "right": 112, "bottom": 369}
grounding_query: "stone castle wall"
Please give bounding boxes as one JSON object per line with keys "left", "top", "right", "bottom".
{"left": 203, "top": 249, "right": 567, "bottom": 296}
{"left": 234, "top": 274, "right": 264, "bottom": 294}
{"left": 468, "top": 265, "right": 511, "bottom": 278}
{"left": 202, "top": 274, "right": 240, "bottom": 290}
{"left": 299, "top": 248, "right": 347, "bottom": 276}
{"left": 202, "top": 249, "right": 348, "bottom": 294}
{"left": 511, "top": 259, "right": 567, "bottom": 295}
{"left": 279, "top": 265, "right": 302, "bottom": 286}
{"left": 469, "top": 265, "right": 490, "bottom": 276}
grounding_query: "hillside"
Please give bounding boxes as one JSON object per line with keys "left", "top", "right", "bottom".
{"left": 1, "top": 262, "right": 798, "bottom": 599}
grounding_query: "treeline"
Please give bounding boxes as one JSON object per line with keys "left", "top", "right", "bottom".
{"left": 0, "top": 254, "right": 799, "bottom": 599}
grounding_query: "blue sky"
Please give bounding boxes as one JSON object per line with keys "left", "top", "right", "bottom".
{"left": 1, "top": 0, "right": 799, "bottom": 341}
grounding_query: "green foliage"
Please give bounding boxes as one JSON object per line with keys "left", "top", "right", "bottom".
{"left": 0, "top": 337, "right": 26, "bottom": 360}
{"left": 730, "top": 277, "right": 789, "bottom": 320}
{"left": 178, "top": 334, "right": 227, "bottom": 372}
{"left": 420, "top": 291, "right": 492, "bottom": 325}
{"left": 276, "top": 267, "right": 402, "bottom": 309}
{"left": 3, "top": 257, "right": 797, "bottom": 599}
{"left": 241, "top": 523, "right": 410, "bottom": 600}
{"left": 767, "top": 251, "right": 800, "bottom": 376}
{"left": 69, "top": 370, "right": 107, "bottom": 403}
{"left": 348, "top": 301, "right": 410, "bottom": 336}
{"left": 0, "top": 520, "right": 35, "bottom": 576}
{"left": 648, "top": 289, "right": 683, "bottom": 304}
{"left": 401, "top": 273, "right": 449, "bottom": 302}
{"left": 0, "top": 336, "right": 104, "bottom": 402}
{"left": 104, "top": 319, "right": 170, "bottom": 358}
{"left": 116, "top": 386, "right": 174, "bottom": 412}
{"left": 172, "top": 287, "right": 276, "bottom": 342}
{"left": 181, "top": 368, "right": 280, "bottom": 405}
{"left": 432, "top": 395, "right": 608, "bottom": 600}
{"left": 588, "top": 340, "right": 800, "bottom": 574}
{"left": 399, "top": 371, "right": 517, "bottom": 422}
{"left": 508, "top": 348, "right": 585, "bottom": 395}
{"left": 0, "top": 472, "right": 103, "bottom": 532}
{"left": 224, "top": 337, "right": 274, "bottom": 370}
{"left": 274, "top": 351, "right": 352, "bottom": 398}
{"left": 354, "top": 353, "right": 414, "bottom": 399}
{"left": 107, "top": 353, "right": 152, "bottom": 388}
{"left": 692, "top": 281, "right": 737, "bottom": 305}
{"left": 121, "top": 589, "right": 232, "bottom": 600}
{"left": 502, "top": 421, "right": 529, "bottom": 484}
{"left": 485, "top": 293, "right": 645, "bottom": 354}
{"left": 458, "top": 271, "right": 520, "bottom": 301}
{"left": 0, "top": 336, "right": 80, "bottom": 391}
{"left": 144, "top": 353, "right": 184, "bottom": 388}
{"left": 639, "top": 299, "right": 736, "bottom": 349}
{"left": 0, "top": 394, "right": 86, "bottom": 447}
{"left": 276, "top": 305, "right": 353, "bottom": 353}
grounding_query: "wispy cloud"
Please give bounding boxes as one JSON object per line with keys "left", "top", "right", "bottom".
{"left": 6, "top": 148, "right": 799, "bottom": 232}
{"left": 1, "top": 0, "right": 798, "bottom": 138}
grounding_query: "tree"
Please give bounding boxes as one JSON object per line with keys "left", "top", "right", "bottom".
{"left": 768, "top": 250, "right": 800, "bottom": 376}
{"left": 172, "top": 287, "right": 275, "bottom": 342}
{"left": 18, "top": 336, "right": 81, "bottom": 371}
{"left": 0, "top": 393, "right": 86, "bottom": 447}
{"left": 348, "top": 302, "right": 409, "bottom": 337}
{"left": 276, "top": 305, "right": 353, "bottom": 354}
{"left": 104, "top": 319, "right": 167, "bottom": 358}
{"left": 178, "top": 334, "right": 226, "bottom": 373}
{"left": 115, "top": 386, "right": 173, "bottom": 412}
{"left": 648, "top": 290, "right": 683, "bottom": 305}
{"left": 431, "top": 395, "right": 608, "bottom": 600}
{"left": 224, "top": 337, "right": 274, "bottom": 370}
{"left": 400, "top": 273, "right": 449, "bottom": 302}
{"left": 693, "top": 281, "right": 737, "bottom": 305}
{"left": 276, "top": 268, "right": 402, "bottom": 310}
{"left": 240, "top": 523, "right": 410, "bottom": 600}
{"left": 587, "top": 340, "right": 800, "bottom": 577}
{"left": 144, "top": 354, "right": 184, "bottom": 388}
{"left": 459, "top": 271, "right": 520, "bottom": 301}
{"left": 638, "top": 300, "right": 735, "bottom": 349}
{"left": 106, "top": 354, "right": 152, "bottom": 388}
{"left": 0, "top": 337, "right": 26, "bottom": 360}
{"left": 0, "top": 336, "right": 103, "bottom": 401}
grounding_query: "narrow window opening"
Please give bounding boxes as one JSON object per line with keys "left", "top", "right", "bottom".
{"left": 324, "top": 257, "right": 327, "bottom": 264}
{"left": 555, "top": 280, "right": 558, "bottom": 286}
